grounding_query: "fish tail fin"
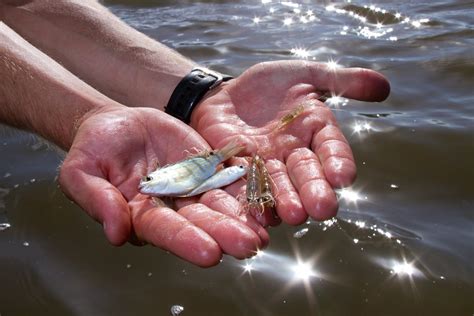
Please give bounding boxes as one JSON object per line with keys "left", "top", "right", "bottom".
{"left": 217, "top": 140, "right": 245, "bottom": 161}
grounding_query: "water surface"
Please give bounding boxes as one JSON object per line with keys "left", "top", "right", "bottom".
{"left": 1, "top": 1, "right": 473, "bottom": 315}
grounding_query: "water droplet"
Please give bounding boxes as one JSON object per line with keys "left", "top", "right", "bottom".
{"left": 170, "top": 305, "right": 184, "bottom": 316}
{"left": 23, "top": 241, "right": 30, "bottom": 247}
{"left": 4, "top": 173, "right": 11, "bottom": 178}
{"left": 353, "top": 238, "right": 359, "bottom": 244}
{"left": 293, "top": 227, "right": 309, "bottom": 239}
{"left": 126, "top": 264, "right": 132, "bottom": 269}
{"left": 30, "top": 178, "right": 36, "bottom": 183}
{"left": 147, "top": 272, "right": 153, "bottom": 277}
{"left": 0, "top": 223, "right": 11, "bottom": 231}
{"left": 390, "top": 184, "right": 399, "bottom": 189}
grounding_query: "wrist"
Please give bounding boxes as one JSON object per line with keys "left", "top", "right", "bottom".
{"left": 72, "top": 101, "right": 123, "bottom": 134}
{"left": 48, "top": 99, "right": 123, "bottom": 151}
{"left": 188, "top": 80, "right": 231, "bottom": 129}
{"left": 136, "top": 62, "right": 196, "bottom": 111}
{"left": 164, "top": 67, "right": 233, "bottom": 124}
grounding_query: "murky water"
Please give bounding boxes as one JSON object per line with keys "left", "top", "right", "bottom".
{"left": 1, "top": 0, "right": 473, "bottom": 315}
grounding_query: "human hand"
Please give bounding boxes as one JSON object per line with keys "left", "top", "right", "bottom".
{"left": 190, "top": 60, "right": 390, "bottom": 226}
{"left": 59, "top": 106, "right": 268, "bottom": 267}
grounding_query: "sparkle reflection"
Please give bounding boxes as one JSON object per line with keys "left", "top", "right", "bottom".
{"left": 411, "top": 20, "right": 421, "bottom": 28}
{"left": 292, "top": 261, "right": 316, "bottom": 281}
{"left": 338, "top": 188, "right": 363, "bottom": 203}
{"left": 352, "top": 121, "right": 372, "bottom": 134}
{"left": 237, "top": 248, "right": 325, "bottom": 294}
{"left": 322, "top": 3, "right": 429, "bottom": 41}
{"left": 326, "top": 59, "right": 342, "bottom": 70}
{"left": 392, "top": 261, "right": 415, "bottom": 276}
{"left": 325, "top": 95, "right": 348, "bottom": 107}
{"left": 293, "top": 227, "right": 309, "bottom": 239}
{"left": 283, "top": 17, "right": 293, "bottom": 26}
{"left": 290, "top": 47, "right": 310, "bottom": 59}
{"left": 243, "top": 262, "right": 253, "bottom": 273}
{"left": 374, "top": 257, "right": 424, "bottom": 280}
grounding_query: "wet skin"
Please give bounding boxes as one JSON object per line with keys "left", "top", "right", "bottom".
{"left": 59, "top": 107, "right": 269, "bottom": 267}
{"left": 191, "top": 60, "right": 390, "bottom": 226}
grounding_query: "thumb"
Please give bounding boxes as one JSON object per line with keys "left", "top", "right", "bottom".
{"left": 308, "top": 63, "right": 391, "bottom": 102}
{"left": 59, "top": 162, "right": 131, "bottom": 245}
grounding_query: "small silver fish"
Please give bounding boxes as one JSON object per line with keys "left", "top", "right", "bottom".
{"left": 138, "top": 141, "right": 244, "bottom": 197}
{"left": 180, "top": 165, "right": 247, "bottom": 197}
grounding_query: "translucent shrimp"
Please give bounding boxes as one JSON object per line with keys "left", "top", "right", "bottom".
{"left": 276, "top": 104, "right": 305, "bottom": 131}
{"left": 255, "top": 156, "right": 276, "bottom": 209}
{"left": 245, "top": 155, "right": 262, "bottom": 213}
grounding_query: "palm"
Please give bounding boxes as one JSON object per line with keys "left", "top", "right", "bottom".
{"left": 192, "top": 60, "right": 390, "bottom": 225}
{"left": 59, "top": 107, "right": 268, "bottom": 267}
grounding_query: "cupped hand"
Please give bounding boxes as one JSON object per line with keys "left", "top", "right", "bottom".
{"left": 191, "top": 60, "right": 390, "bottom": 226}
{"left": 58, "top": 106, "right": 268, "bottom": 267}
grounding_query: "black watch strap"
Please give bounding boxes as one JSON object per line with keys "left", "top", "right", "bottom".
{"left": 165, "top": 67, "right": 233, "bottom": 124}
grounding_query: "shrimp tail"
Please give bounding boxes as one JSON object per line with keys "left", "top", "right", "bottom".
{"left": 216, "top": 140, "right": 245, "bottom": 161}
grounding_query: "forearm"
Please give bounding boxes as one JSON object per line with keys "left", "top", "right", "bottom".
{"left": 0, "top": 0, "right": 195, "bottom": 110}
{"left": 0, "top": 22, "right": 114, "bottom": 150}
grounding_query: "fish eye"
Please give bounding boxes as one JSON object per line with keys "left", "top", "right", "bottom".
{"left": 209, "top": 151, "right": 215, "bottom": 156}
{"left": 142, "top": 175, "right": 153, "bottom": 182}
{"left": 238, "top": 165, "right": 244, "bottom": 169}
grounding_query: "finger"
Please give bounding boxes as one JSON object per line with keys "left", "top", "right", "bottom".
{"left": 224, "top": 173, "right": 282, "bottom": 228}
{"left": 177, "top": 201, "right": 262, "bottom": 259}
{"left": 312, "top": 125, "right": 357, "bottom": 188}
{"left": 59, "top": 165, "right": 131, "bottom": 246}
{"left": 286, "top": 148, "right": 338, "bottom": 221}
{"left": 265, "top": 159, "right": 307, "bottom": 225}
{"left": 224, "top": 157, "right": 278, "bottom": 227}
{"left": 307, "top": 62, "right": 390, "bottom": 102}
{"left": 174, "top": 196, "right": 200, "bottom": 209}
{"left": 176, "top": 187, "right": 272, "bottom": 237}
{"left": 197, "top": 189, "right": 270, "bottom": 248}
{"left": 130, "top": 197, "right": 222, "bottom": 267}
{"left": 251, "top": 203, "right": 282, "bottom": 228}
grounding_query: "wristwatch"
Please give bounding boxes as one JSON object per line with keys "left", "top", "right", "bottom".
{"left": 165, "top": 67, "right": 233, "bottom": 124}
